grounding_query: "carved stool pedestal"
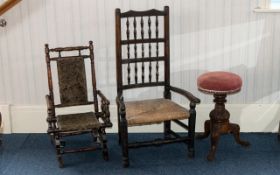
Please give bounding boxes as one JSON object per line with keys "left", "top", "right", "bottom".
{"left": 197, "top": 71, "right": 250, "bottom": 161}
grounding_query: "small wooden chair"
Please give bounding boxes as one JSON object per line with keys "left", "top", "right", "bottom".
{"left": 44, "top": 41, "right": 112, "bottom": 168}
{"left": 115, "top": 6, "right": 200, "bottom": 167}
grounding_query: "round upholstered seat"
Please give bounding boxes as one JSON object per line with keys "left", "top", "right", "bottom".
{"left": 197, "top": 71, "right": 242, "bottom": 94}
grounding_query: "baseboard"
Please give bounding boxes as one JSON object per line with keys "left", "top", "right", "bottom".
{"left": 0, "top": 104, "right": 12, "bottom": 133}
{"left": 0, "top": 104, "right": 279, "bottom": 133}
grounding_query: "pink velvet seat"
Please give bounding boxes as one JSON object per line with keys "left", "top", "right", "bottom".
{"left": 197, "top": 71, "right": 242, "bottom": 94}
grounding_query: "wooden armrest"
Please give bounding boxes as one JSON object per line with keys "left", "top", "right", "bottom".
{"left": 97, "top": 90, "right": 110, "bottom": 105}
{"left": 96, "top": 90, "right": 112, "bottom": 126}
{"left": 169, "top": 86, "right": 201, "bottom": 104}
{"left": 45, "top": 95, "right": 55, "bottom": 121}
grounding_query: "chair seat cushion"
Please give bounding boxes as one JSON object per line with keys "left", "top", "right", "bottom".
{"left": 197, "top": 71, "right": 242, "bottom": 94}
{"left": 57, "top": 112, "right": 101, "bottom": 131}
{"left": 125, "top": 98, "right": 189, "bottom": 127}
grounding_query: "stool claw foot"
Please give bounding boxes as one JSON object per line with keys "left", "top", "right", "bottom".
{"left": 238, "top": 140, "right": 250, "bottom": 147}
{"left": 230, "top": 123, "right": 250, "bottom": 147}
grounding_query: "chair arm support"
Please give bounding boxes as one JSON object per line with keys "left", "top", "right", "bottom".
{"left": 45, "top": 95, "right": 55, "bottom": 115}
{"left": 45, "top": 95, "right": 57, "bottom": 133}
{"left": 169, "top": 86, "right": 201, "bottom": 104}
{"left": 116, "top": 93, "right": 126, "bottom": 119}
{"left": 45, "top": 95, "right": 52, "bottom": 110}
{"left": 97, "top": 90, "right": 112, "bottom": 126}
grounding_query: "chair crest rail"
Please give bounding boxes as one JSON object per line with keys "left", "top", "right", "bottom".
{"left": 49, "top": 46, "right": 89, "bottom": 52}
{"left": 120, "top": 9, "right": 167, "bottom": 17}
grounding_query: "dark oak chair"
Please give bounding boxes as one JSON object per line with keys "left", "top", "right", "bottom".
{"left": 44, "top": 41, "right": 112, "bottom": 168}
{"left": 115, "top": 6, "right": 200, "bottom": 167}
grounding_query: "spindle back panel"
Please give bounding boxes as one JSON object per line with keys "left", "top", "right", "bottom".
{"left": 115, "top": 6, "right": 170, "bottom": 93}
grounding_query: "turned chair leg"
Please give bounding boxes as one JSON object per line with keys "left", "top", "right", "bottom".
{"left": 91, "top": 130, "right": 98, "bottom": 142}
{"left": 118, "top": 115, "right": 122, "bottom": 145}
{"left": 164, "top": 121, "right": 171, "bottom": 139}
{"left": 49, "top": 134, "right": 56, "bottom": 146}
{"left": 57, "top": 155, "right": 63, "bottom": 168}
{"left": 120, "top": 120, "right": 129, "bottom": 168}
{"left": 188, "top": 113, "right": 196, "bottom": 158}
{"left": 98, "top": 129, "right": 109, "bottom": 161}
{"left": 118, "top": 133, "right": 122, "bottom": 145}
{"left": 55, "top": 135, "right": 64, "bottom": 168}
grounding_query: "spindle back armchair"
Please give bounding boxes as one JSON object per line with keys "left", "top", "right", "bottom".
{"left": 115, "top": 6, "right": 200, "bottom": 167}
{"left": 45, "top": 41, "right": 112, "bottom": 168}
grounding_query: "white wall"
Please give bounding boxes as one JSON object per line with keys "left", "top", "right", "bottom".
{"left": 1, "top": 0, "right": 280, "bottom": 133}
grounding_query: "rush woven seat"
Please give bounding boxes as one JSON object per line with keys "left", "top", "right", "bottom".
{"left": 125, "top": 99, "right": 189, "bottom": 126}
